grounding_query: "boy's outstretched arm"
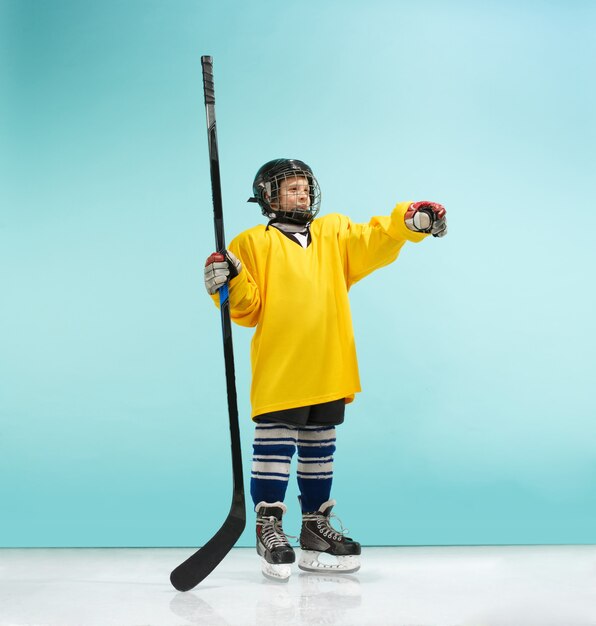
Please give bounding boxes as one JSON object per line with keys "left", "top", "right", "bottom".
{"left": 343, "top": 200, "right": 448, "bottom": 286}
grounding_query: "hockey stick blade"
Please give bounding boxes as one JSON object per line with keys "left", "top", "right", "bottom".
{"left": 170, "top": 498, "right": 245, "bottom": 591}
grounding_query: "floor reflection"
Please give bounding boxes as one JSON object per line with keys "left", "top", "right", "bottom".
{"left": 170, "top": 591, "right": 232, "bottom": 625}
{"left": 255, "top": 572, "right": 362, "bottom": 626}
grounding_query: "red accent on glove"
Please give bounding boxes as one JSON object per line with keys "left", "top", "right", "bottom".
{"left": 409, "top": 201, "right": 446, "bottom": 219}
{"left": 205, "top": 252, "right": 225, "bottom": 266}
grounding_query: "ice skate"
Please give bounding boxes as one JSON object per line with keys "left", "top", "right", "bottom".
{"left": 255, "top": 501, "right": 295, "bottom": 581}
{"left": 298, "top": 499, "right": 361, "bottom": 574}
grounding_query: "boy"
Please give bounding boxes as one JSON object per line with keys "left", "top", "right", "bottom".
{"left": 204, "top": 158, "right": 447, "bottom": 580}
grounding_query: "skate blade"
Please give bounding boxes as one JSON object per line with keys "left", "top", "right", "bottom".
{"left": 261, "top": 558, "right": 291, "bottom": 582}
{"left": 298, "top": 550, "right": 360, "bottom": 574}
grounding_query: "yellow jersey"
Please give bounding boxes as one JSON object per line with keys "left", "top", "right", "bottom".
{"left": 213, "top": 201, "right": 427, "bottom": 419}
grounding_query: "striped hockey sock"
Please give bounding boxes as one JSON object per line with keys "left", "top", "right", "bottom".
{"left": 297, "top": 425, "right": 336, "bottom": 513}
{"left": 250, "top": 423, "right": 297, "bottom": 508}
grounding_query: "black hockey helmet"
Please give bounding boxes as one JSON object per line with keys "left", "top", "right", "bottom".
{"left": 247, "top": 158, "right": 321, "bottom": 225}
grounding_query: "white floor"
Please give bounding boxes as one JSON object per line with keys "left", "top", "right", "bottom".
{"left": 0, "top": 546, "right": 595, "bottom": 626}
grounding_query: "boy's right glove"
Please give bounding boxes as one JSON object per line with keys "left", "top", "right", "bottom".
{"left": 404, "top": 201, "right": 447, "bottom": 238}
{"left": 204, "top": 250, "right": 242, "bottom": 295}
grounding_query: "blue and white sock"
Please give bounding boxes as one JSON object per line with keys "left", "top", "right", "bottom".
{"left": 250, "top": 423, "right": 297, "bottom": 508}
{"left": 297, "top": 425, "right": 336, "bottom": 513}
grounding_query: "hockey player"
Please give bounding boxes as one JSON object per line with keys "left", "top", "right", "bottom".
{"left": 204, "top": 159, "right": 447, "bottom": 580}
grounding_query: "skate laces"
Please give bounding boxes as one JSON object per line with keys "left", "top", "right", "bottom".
{"left": 316, "top": 512, "right": 349, "bottom": 541}
{"left": 261, "top": 516, "right": 296, "bottom": 549}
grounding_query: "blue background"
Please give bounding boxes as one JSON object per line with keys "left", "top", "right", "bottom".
{"left": 1, "top": 0, "right": 594, "bottom": 547}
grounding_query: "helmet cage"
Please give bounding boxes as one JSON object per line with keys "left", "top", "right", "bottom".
{"left": 263, "top": 169, "right": 321, "bottom": 225}
{"left": 251, "top": 159, "right": 321, "bottom": 226}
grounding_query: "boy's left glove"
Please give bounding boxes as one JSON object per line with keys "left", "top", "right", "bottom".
{"left": 404, "top": 201, "right": 447, "bottom": 238}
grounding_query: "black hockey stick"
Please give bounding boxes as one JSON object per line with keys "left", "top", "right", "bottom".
{"left": 169, "top": 55, "right": 246, "bottom": 592}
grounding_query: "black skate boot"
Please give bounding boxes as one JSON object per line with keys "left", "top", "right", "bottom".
{"left": 299, "top": 499, "right": 361, "bottom": 573}
{"left": 255, "top": 501, "right": 295, "bottom": 581}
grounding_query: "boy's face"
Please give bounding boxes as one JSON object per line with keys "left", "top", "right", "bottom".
{"left": 271, "top": 175, "right": 311, "bottom": 214}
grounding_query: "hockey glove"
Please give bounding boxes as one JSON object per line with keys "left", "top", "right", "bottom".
{"left": 404, "top": 201, "right": 447, "bottom": 238}
{"left": 204, "top": 250, "right": 242, "bottom": 295}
